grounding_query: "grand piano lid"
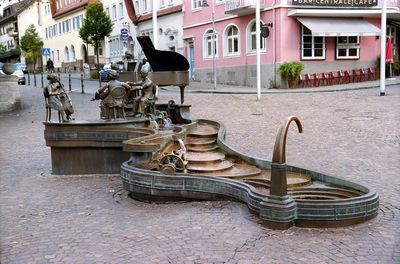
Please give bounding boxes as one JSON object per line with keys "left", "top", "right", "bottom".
{"left": 137, "top": 36, "right": 190, "bottom": 72}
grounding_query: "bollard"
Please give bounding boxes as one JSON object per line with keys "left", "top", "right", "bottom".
{"left": 27, "top": 72, "right": 30, "bottom": 85}
{"left": 41, "top": 72, "right": 44, "bottom": 88}
{"left": 69, "top": 74, "right": 71, "bottom": 91}
{"left": 81, "top": 73, "right": 84, "bottom": 94}
{"left": 34, "top": 73, "right": 37, "bottom": 87}
{"left": 98, "top": 71, "right": 101, "bottom": 89}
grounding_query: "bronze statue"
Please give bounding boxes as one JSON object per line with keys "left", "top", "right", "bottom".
{"left": 92, "top": 70, "right": 130, "bottom": 120}
{"left": 43, "top": 73, "right": 74, "bottom": 122}
{"left": 128, "top": 68, "right": 158, "bottom": 117}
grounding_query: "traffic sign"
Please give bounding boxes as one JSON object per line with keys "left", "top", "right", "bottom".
{"left": 42, "top": 48, "right": 50, "bottom": 56}
{"left": 120, "top": 28, "right": 129, "bottom": 42}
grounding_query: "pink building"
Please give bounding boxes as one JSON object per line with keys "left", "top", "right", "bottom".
{"left": 182, "top": 0, "right": 400, "bottom": 88}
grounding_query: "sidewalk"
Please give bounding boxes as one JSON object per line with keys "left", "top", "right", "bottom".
{"left": 63, "top": 72, "right": 400, "bottom": 93}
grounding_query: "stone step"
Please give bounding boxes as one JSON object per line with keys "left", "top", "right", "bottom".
{"left": 187, "top": 160, "right": 234, "bottom": 172}
{"left": 185, "top": 151, "right": 225, "bottom": 162}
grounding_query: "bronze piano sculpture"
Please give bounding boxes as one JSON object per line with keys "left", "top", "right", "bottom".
{"left": 119, "top": 36, "right": 190, "bottom": 104}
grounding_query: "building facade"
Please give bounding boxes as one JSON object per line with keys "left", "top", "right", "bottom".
{"left": 46, "top": 0, "right": 103, "bottom": 71}
{"left": 183, "top": 0, "right": 400, "bottom": 88}
{"left": 124, "top": 0, "right": 184, "bottom": 61}
{"left": 102, "top": 0, "right": 135, "bottom": 64}
{"left": 0, "top": 1, "right": 29, "bottom": 62}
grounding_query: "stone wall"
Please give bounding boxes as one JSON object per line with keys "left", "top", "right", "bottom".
{"left": 0, "top": 75, "right": 21, "bottom": 112}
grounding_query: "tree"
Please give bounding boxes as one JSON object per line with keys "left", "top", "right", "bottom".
{"left": 20, "top": 25, "right": 43, "bottom": 72}
{"left": 79, "top": 3, "right": 113, "bottom": 72}
{"left": 0, "top": 44, "right": 6, "bottom": 57}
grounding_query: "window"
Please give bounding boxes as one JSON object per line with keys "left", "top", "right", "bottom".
{"left": 336, "top": 36, "right": 360, "bottom": 59}
{"left": 95, "top": 44, "right": 103, "bottom": 56}
{"left": 160, "top": 0, "right": 165, "bottom": 7}
{"left": 192, "top": 0, "right": 202, "bottom": 10}
{"left": 141, "top": 0, "right": 147, "bottom": 13}
{"left": 45, "top": 28, "right": 48, "bottom": 39}
{"left": 248, "top": 21, "right": 266, "bottom": 53}
{"left": 387, "top": 25, "right": 397, "bottom": 56}
{"left": 56, "top": 0, "right": 61, "bottom": 9}
{"left": 112, "top": 4, "right": 117, "bottom": 20}
{"left": 106, "top": 7, "right": 110, "bottom": 17}
{"left": 57, "top": 50, "right": 60, "bottom": 62}
{"left": 118, "top": 3, "right": 123, "bottom": 18}
{"left": 64, "top": 46, "right": 69, "bottom": 62}
{"left": 301, "top": 25, "right": 325, "bottom": 60}
{"left": 225, "top": 25, "right": 240, "bottom": 56}
{"left": 204, "top": 29, "right": 218, "bottom": 58}
{"left": 216, "top": 0, "right": 225, "bottom": 3}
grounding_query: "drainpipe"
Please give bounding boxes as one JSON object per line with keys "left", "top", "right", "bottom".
{"left": 380, "top": 0, "right": 386, "bottom": 96}
{"left": 272, "top": 0, "right": 276, "bottom": 86}
{"left": 256, "top": 0, "right": 261, "bottom": 100}
{"left": 152, "top": 1, "right": 158, "bottom": 49}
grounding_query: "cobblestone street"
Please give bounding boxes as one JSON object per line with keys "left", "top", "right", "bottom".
{"left": 0, "top": 85, "right": 399, "bottom": 263}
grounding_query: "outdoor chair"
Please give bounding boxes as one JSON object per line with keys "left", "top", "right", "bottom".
{"left": 367, "top": 67, "right": 376, "bottom": 81}
{"left": 299, "top": 74, "right": 311, "bottom": 88}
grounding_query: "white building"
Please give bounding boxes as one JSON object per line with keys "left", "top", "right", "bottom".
{"left": 132, "top": 0, "right": 184, "bottom": 59}
{"left": 102, "top": 0, "right": 135, "bottom": 64}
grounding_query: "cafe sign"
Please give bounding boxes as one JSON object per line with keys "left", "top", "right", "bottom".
{"left": 292, "top": 0, "right": 378, "bottom": 7}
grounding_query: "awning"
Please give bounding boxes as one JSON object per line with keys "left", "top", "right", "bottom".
{"left": 296, "top": 17, "right": 381, "bottom": 36}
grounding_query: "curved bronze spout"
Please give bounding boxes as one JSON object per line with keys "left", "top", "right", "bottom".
{"left": 272, "top": 116, "right": 303, "bottom": 165}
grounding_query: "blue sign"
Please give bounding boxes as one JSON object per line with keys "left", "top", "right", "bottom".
{"left": 42, "top": 48, "right": 50, "bottom": 56}
{"left": 120, "top": 28, "right": 129, "bottom": 42}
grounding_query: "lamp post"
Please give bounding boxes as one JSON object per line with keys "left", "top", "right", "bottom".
{"left": 202, "top": 0, "right": 217, "bottom": 89}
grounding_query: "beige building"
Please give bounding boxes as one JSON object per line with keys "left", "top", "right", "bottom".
{"left": 18, "top": 0, "right": 104, "bottom": 72}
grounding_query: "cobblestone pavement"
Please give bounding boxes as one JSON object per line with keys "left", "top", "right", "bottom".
{"left": 1, "top": 85, "right": 399, "bottom": 264}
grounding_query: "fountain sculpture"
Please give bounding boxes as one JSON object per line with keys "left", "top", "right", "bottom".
{"left": 43, "top": 38, "right": 379, "bottom": 229}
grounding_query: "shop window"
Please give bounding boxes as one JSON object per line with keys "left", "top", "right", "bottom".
{"left": 301, "top": 26, "right": 325, "bottom": 60}
{"left": 336, "top": 36, "right": 359, "bottom": 59}
{"left": 203, "top": 29, "right": 218, "bottom": 59}
{"left": 192, "top": 0, "right": 202, "bottom": 10}
{"left": 247, "top": 21, "right": 266, "bottom": 53}
{"left": 225, "top": 25, "right": 240, "bottom": 56}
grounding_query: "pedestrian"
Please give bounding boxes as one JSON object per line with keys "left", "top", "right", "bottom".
{"left": 141, "top": 58, "right": 152, "bottom": 72}
{"left": 46, "top": 58, "right": 54, "bottom": 73}
{"left": 83, "top": 63, "right": 90, "bottom": 78}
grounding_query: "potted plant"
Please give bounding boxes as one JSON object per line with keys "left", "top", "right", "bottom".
{"left": 277, "top": 61, "right": 304, "bottom": 88}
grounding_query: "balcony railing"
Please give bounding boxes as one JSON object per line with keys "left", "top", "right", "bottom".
{"left": 225, "top": 0, "right": 268, "bottom": 16}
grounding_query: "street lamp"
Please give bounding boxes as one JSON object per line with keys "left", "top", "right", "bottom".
{"left": 202, "top": 0, "right": 217, "bottom": 89}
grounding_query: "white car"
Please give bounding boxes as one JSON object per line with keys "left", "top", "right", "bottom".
{"left": 0, "top": 69, "right": 26, "bottom": 85}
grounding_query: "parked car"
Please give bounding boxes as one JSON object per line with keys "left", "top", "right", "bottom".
{"left": 14, "top": 69, "right": 26, "bottom": 85}
{"left": 99, "top": 63, "right": 123, "bottom": 82}
{"left": 0, "top": 67, "right": 26, "bottom": 85}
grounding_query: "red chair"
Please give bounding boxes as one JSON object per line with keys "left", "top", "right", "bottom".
{"left": 321, "top": 72, "right": 332, "bottom": 86}
{"left": 299, "top": 74, "right": 312, "bottom": 88}
{"left": 312, "top": 73, "right": 321, "bottom": 87}
{"left": 352, "top": 69, "right": 360, "bottom": 82}
{"left": 359, "top": 69, "right": 366, "bottom": 82}
{"left": 367, "top": 67, "right": 376, "bottom": 81}
{"left": 328, "top": 72, "right": 336, "bottom": 85}
{"left": 343, "top": 70, "right": 351, "bottom": 84}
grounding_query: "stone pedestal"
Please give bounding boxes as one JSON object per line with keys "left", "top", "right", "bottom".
{"left": 0, "top": 75, "right": 20, "bottom": 112}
